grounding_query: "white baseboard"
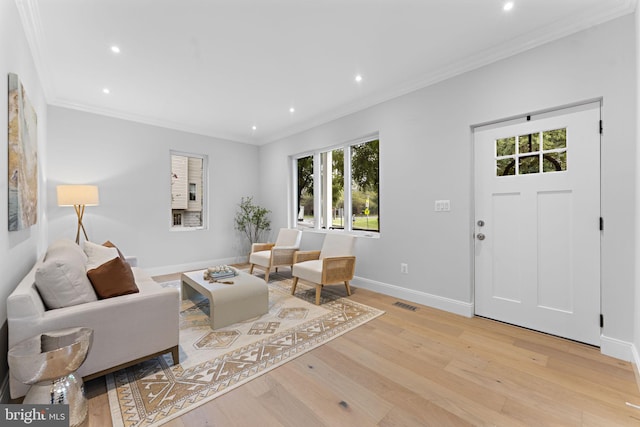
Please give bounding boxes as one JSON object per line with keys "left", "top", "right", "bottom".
{"left": 631, "top": 344, "right": 640, "bottom": 396}
{"left": 145, "top": 256, "right": 247, "bottom": 277}
{"left": 142, "top": 265, "right": 637, "bottom": 367}
{"left": 352, "top": 276, "right": 474, "bottom": 317}
{"left": 600, "top": 334, "right": 635, "bottom": 361}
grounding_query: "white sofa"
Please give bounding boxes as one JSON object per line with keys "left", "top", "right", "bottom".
{"left": 7, "top": 239, "right": 180, "bottom": 399}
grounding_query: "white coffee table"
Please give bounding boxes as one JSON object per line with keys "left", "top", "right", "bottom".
{"left": 181, "top": 270, "right": 268, "bottom": 330}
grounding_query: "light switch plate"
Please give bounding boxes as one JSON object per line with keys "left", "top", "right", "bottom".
{"left": 435, "top": 200, "right": 451, "bottom": 212}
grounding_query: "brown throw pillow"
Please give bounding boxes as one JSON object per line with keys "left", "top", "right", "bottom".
{"left": 87, "top": 256, "right": 139, "bottom": 299}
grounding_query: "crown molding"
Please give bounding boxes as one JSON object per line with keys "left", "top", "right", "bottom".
{"left": 261, "top": 0, "right": 637, "bottom": 145}
{"left": 50, "top": 98, "right": 254, "bottom": 145}
{"left": 14, "top": 0, "right": 55, "bottom": 101}
{"left": 16, "top": 0, "right": 637, "bottom": 146}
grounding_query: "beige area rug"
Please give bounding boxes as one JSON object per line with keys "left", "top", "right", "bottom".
{"left": 106, "top": 272, "right": 384, "bottom": 427}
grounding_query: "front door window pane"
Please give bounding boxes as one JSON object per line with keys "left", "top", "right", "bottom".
{"left": 543, "top": 152, "right": 567, "bottom": 172}
{"left": 496, "top": 127, "right": 568, "bottom": 177}
{"left": 519, "top": 155, "right": 539, "bottom": 174}
{"left": 497, "top": 158, "right": 516, "bottom": 176}
{"left": 519, "top": 133, "right": 540, "bottom": 153}
{"left": 543, "top": 128, "right": 567, "bottom": 149}
{"left": 496, "top": 137, "right": 516, "bottom": 156}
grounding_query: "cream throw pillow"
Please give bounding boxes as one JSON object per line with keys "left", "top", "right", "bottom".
{"left": 83, "top": 241, "right": 119, "bottom": 271}
{"left": 35, "top": 239, "right": 98, "bottom": 309}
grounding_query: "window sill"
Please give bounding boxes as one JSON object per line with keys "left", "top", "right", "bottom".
{"left": 298, "top": 227, "right": 380, "bottom": 239}
{"left": 170, "top": 226, "right": 206, "bottom": 232}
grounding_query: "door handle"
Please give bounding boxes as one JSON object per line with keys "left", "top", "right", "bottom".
{"left": 477, "top": 233, "right": 485, "bottom": 241}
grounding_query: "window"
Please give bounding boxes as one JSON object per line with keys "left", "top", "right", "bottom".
{"left": 296, "top": 155, "right": 314, "bottom": 228}
{"left": 171, "top": 152, "right": 207, "bottom": 229}
{"left": 293, "top": 136, "right": 379, "bottom": 234}
{"left": 496, "top": 128, "right": 567, "bottom": 176}
{"left": 173, "top": 213, "right": 182, "bottom": 226}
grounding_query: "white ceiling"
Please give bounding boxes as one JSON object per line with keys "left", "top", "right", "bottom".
{"left": 16, "top": 0, "right": 636, "bottom": 144}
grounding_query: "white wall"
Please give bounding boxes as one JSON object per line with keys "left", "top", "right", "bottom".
{"left": 47, "top": 107, "right": 260, "bottom": 274}
{"left": 634, "top": 5, "right": 640, "bottom": 372}
{"left": 0, "top": 0, "right": 48, "bottom": 398}
{"left": 259, "top": 15, "right": 637, "bottom": 356}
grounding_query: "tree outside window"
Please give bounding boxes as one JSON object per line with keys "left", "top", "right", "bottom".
{"left": 294, "top": 137, "right": 379, "bottom": 233}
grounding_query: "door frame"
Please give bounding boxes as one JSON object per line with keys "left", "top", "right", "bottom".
{"left": 469, "top": 98, "right": 603, "bottom": 341}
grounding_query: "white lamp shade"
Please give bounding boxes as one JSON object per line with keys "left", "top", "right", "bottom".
{"left": 57, "top": 185, "right": 100, "bottom": 206}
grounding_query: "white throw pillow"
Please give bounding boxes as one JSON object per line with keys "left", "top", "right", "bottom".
{"left": 83, "top": 241, "right": 119, "bottom": 271}
{"left": 45, "top": 238, "right": 88, "bottom": 263}
{"left": 35, "top": 240, "right": 98, "bottom": 309}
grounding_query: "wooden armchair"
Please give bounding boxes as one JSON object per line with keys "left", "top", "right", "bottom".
{"left": 249, "top": 228, "right": 302, "bottom": 282}
{"left": 291, "top": 234, "right": 356, "bottom": 305}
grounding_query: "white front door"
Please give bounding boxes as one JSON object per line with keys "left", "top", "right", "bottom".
{"left": 474, "top": 103, "right": 601, "bottom": 345}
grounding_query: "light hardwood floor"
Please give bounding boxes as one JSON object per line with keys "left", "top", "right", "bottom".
{"left": 85, "top": 269, "right": 640, "bottom": 426}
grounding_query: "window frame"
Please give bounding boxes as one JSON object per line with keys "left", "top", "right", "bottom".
{"left": 495, "top": 128, "right": 568, "bottom": 177}
{"left": 169, "top": 150, "right": 209, "bottom": 231}
{"left": 290, "top": 133, "right": 379, "bottom": 238}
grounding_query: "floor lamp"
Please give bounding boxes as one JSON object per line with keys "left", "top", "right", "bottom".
{"left": 57, "top": 185, "right": 100, "bottom": 244}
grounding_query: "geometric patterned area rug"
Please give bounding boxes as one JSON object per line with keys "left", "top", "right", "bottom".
{"left": 106, "top": 272, "right": 384, "bottom": 427}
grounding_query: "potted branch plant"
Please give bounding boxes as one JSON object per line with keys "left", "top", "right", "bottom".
{"left": 234, "top": 196, "right": 271, "bottom": 246}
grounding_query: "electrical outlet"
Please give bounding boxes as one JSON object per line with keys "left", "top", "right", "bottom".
{"left": 400, "top": 263, "right": 409, "bottom": 274}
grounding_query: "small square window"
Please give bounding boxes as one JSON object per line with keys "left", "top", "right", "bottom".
{"left": 543, "top": 152, "right": 567, "bottom": 172}
{"left": 543, "top": 128, "right": 567, "bottom": 150}
{"left": 496, "top": 137, "right": 516, "bottom": 156}
{"left": 497, "top": 158, "right": 516, "bottom": 176}
{"left": 519, "top": 133, "right": 540, "bottom": 153}
{"left": 519, "top": 155, "right": 539, "bottom": 174}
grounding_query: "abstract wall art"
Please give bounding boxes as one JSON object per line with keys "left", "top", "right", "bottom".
{"left": 8, "top": 73, "right": 38, "bottom": 231}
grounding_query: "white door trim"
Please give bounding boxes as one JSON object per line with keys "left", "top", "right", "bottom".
{"left": 470, "top": 99, "right": 602, "bottom": 345}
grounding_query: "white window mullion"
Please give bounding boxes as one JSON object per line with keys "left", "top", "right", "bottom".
{"left": 343, "top": 145, "right": 352, "bottom": 232}
{"left": 290, "top": 156, "right": 298, "bottom": 228}
{"left": 313, "top": 153, "right": 322, "bottom": 231}
{"left": 538, "top": 131, "right": 544, "bottom": 173}
{"left": 515, "top": 135, "right": 519, "bottom": 175}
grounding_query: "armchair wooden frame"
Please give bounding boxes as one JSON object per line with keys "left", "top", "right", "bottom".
{"left": 249, "top": 243, "right": 299, "bottom": 282}
{"left": 291, "top": 250, "right": 356, "bottom": 305}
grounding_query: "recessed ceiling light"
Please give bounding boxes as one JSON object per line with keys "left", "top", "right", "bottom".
{"left": 252, "top": 125, "right": 257, "bottom": 131}
{"left": 503, "top": 2, "right": 514, "bottom": 11}
{"left": 110, "top": 45, "right": 120, "bottom": 54}
{"left": 289, "top": 107, "right": 295, "bottom": 113}
{"left": 355, "top": 74, "right": 363, "bottom": 83}
{"left": 102, "top": 88, "right": 110, "bottom": 94}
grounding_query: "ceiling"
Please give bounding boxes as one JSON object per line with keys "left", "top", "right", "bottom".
{"left": 16, "top": 0, "right": 636, "bottom": 145}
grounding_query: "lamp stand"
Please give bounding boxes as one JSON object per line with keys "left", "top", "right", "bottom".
{"left": 74, "top": 204, "right": 89, "bottom": 244}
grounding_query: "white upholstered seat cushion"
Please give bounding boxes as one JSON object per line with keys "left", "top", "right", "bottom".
{"left": 292, "top": 260, "right": 323, "bottom": 284}
{"left": 249, "top": 250, "right": 271, "bottom": 267}
{"left": 249, "top": 229, "right": 302, "bottom": 270}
